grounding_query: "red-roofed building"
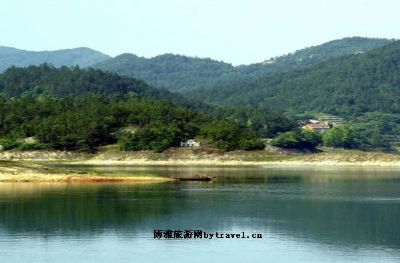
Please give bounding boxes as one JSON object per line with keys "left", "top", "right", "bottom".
{"left": 302, "top": 123, "right": 330, "bottom": 133}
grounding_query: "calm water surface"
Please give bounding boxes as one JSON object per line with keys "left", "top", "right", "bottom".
{"left": 1, "top": 165, "right": 400, "bottom": 262}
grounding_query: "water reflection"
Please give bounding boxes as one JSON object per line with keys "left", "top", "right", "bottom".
{"left": 0, "top": 183, "right": 189, "bottom": 235}
{"left": 1, "top": 166, "right": 400, "bottom": 262}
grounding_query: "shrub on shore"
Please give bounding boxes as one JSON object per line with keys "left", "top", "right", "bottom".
{"left": 118, "top": 125, "right": 182, "bottom": 153}
{"left": 271, "top": 130, "right": 322, "bottom": 149}
{"left": 18, "top": 142, "right": 49, "bottom": 151}
{"left": 0, "top": 139, "right": 21, "bottom": 150}
{"left": 0, "top": 139, "right": 50, "bottom": 151}
{"left": 201, "top": 121, "right": 265, "bottom": 151}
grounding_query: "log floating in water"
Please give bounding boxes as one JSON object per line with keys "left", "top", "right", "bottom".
{"left": 173, "top": 174, "right": 215, "bottom": 181}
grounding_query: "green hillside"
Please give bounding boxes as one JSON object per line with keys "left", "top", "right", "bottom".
{"left": 236, "top": 37, "right": 392, "bottom": 75}
{"left": 0, "top": 46, "right": 110, "bottom": 71}
{"left": 0, "top": 37, "right": 396, "bottom": 152}
{"left": 93, "top": 53, "right": 236, "bottom": 92}
{"left": 0, "top": 64, "right": 173, "bottom": 100}
{"left": 184, "top": 40, "right": 400, "bottom": 149}
{"left": 0, "top": 65, "right": 281, "bottom": 152}
{"left": 92, "top": 37, "right": 392, "bottom": 92}
{"left": 187, "top": 40, "right": 400, "bottom": 117}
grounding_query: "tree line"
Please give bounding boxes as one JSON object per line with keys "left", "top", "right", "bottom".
{"left": 0, "top": 65, "right": 393, "bottom": 153}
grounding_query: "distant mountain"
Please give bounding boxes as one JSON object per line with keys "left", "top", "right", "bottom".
{"left": 92, "top": 37, "right": 393, "bottom": 92}
{"left": 186, "top": 40, "right": 400, "bottom": 117}
{"left": 0, "top": 46, "right": 110, "bottom": 71}
{"left": 93, "top": 53, "right": 235, "bottom": 92}
{"left": 235, "top": 37, "right": 393, "bottom": 75}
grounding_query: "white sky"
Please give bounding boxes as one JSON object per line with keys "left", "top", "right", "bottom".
{"left": 0, "top": 0, "right": 399, "bottom": 65}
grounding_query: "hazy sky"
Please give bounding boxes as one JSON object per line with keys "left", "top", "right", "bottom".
{"left": 1, "top": 0, "right": 399, "bottom": 65}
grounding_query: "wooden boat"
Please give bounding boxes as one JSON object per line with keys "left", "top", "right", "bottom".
{"left": 174, "top": 174, "right": 215, "bottom": 182}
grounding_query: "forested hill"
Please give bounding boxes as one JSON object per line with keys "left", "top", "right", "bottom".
{"left": 0, "top": 65, "right": 277, "bottom": 152}
{"left": 92, "top": 53, "right": 236, "bottom": 92}
{"left": 92, "top": 37, "right": 392, "bottom": 92}
{"left": 187, "top": 40, "right": 400, "bottom": 118}
{"left": 0, "top": 64, "right": 193, "bottom": 106}
{"left": 0, "top": 37, "right": 391, "bottom": 93}
{"left": 0, "top": 46, "right": 110, "bottom": 71}
{"left": 235, "top": 37, "right": 392, "bottom": 76}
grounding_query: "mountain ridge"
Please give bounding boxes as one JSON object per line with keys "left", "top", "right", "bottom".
{"left": 0, "top": 46, "right": 111, "bottom": 71}
{"left": 0, "top": 37, "right": 395, "bottom": 97}
{"left": 186, "top": 39, "right": 400, "bottom": 118}
{"left": 92, "top": 37, "right": 393, "bottom": 92}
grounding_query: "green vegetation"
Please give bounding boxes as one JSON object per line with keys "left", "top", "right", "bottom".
{"left": 93, "top": 37, "right": 391, "bottom": 92}
{"left": 187, "top": 40, "right": 400, "bottom": 117}
{"left": 322, "top": 125, "right": 387, "bottom": 150}
{"left": 322, "top": 126, "right": 357, "bottom": 149}
{"left": 0, "top": 37, "right": 397, "bottom": 153}
{"left": 184, "top": 39, "right": 400, "bottom": 150}
{"left": 218, "top": 106, "right": 297, "bottom": 138}
{"left": 18, "top": 142, "right": 49, "bottom": 151}
{"left": 0, "top": 46, "right": 110, "bottom": 72}
{"left": 0, "top": 139, "right": 22, "bottom": 150}
{"left": 270, "top": 124, "right": 388, "bottom": 151}
{"left": 93, "top": 53, "right": 236, "bottom": 92}
{"left": 271, "top": 130, "right": 322, "bottom": 149}
{"left": 0, "top": 65, "right": 287, "bottom": 153}
{"left": 0, "top": 64, "right": 167, "bottom": 99}
{"left": 118, "top": 125, "right": 184, "bottom": 152}
{"left": 0, "top": 93, "right": 208, "bottom": 152}
{"left": 201, "top": 121, "right": 265, "bottom": 151}
{"left": 0, "top": 139, "right": 49, "bottom": 151}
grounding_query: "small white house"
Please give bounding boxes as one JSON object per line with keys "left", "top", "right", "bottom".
{"left": 308, "top": 119, "right": 320, "bottom": 124}
{"left": 24, "top": 137, "right": 37, "bottom": 143}
{"left": 180, "top": 139, "right": 200, "bottom": 147}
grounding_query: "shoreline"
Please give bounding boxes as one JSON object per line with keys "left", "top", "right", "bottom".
{"left": 73, "top": 160, "right": 400, "bottom": 167}
{"left": 0, "top": 161, "right": 174, "bottom": 183}
{"left": 2, "top": 149, "right": 400, "bottom": 183}
{"left": 0, "top": 173, "right": 175, "bottom": 183}
{"left": 2, "top": 147, "right": 400, "bottom": 172}
{"left": 2, "top": 158, "right": 400, "bottom": 184}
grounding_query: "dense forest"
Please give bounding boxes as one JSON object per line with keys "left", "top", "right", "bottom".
{"left": 0, "top": 65, "right": 293, "bottom": 152}
{"left": 0, "top": 37, "right": 398, "bottom": 153}
{"left": 93, "top": 37, "right": 391, "bottom": 92}
{"left": 0, "top": 64, "right": 163, "bottom": 99}
{"left": 187, "top": 40, "right": 400, "bottom": 117}
{"left": 0, "top": 64, "right": 218, "bottom": 113}
{"left": 93, "top": 53, "right": 235, "bottom": 92}
{"left": 183, "top": 40, "right": 400, "bottom": 149}
{"left": 0, "top": 94, "right": 207, "bottom": 152}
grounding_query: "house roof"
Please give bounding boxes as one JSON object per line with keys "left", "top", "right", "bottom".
{"left": 303, "top": 123, "right": 330, "bottom": 129}
{"left": 183, "top": 139, "right": 198, "bottom": 142}
{"left": 309, "top": 119, "right": 320, "bottom": 124}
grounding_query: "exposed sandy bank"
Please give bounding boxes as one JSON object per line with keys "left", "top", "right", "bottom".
{"left": 2, "top": 146, "right": 400, "bottom": 167}
{"left": 74, "top": 147, "right": 400, "bottom": 167}
{"left": 0, "top": 161, "right": 173, "bottom": 183}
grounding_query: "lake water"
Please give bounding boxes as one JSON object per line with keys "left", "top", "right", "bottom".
{"left": 1, "top": 165, "right": 400, "bottom": 262}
